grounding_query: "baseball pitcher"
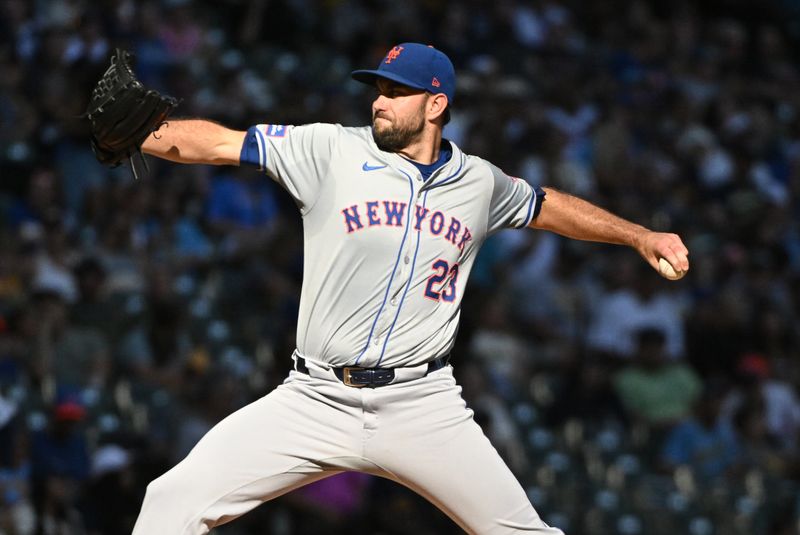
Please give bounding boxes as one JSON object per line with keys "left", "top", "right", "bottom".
{"left": 87, "top": 43, "right": 689, "bottom": 534}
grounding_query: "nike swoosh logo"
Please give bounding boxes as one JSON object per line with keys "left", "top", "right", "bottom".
{"left": 362, "top": 162, "right": 388, "bottom": 172}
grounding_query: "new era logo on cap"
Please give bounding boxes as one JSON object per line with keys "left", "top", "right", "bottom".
{"left": 351, "top": 42, "right": 456, "bottom": 103}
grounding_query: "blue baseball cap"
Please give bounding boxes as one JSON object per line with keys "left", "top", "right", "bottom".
{"left": 352, "top": 43, "right": 456, "bottom": 103}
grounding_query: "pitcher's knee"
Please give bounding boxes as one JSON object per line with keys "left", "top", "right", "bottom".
{"left": 143, "top": 472, "right": 178, "bottom": 507}
{"left": 135, "top": 470, "right": 210, "bottom": 534}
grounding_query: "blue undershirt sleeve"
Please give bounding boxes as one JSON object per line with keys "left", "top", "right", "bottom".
{"left": 239, "top": 126, "right": 262, "bottom": 169}
{"left": 530, "top": 186, "right": 546, "bottom": 222}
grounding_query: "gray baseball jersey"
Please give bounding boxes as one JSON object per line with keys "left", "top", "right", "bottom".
{"left": 241, "top": 122, "right": 543, "bottom": 368}
{"left": 133, "top": 121, "right": 563, "bottom": 535}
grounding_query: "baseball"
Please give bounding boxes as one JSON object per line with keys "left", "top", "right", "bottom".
{"left": 658, "top": 257, "right": 685, "bottom": 280}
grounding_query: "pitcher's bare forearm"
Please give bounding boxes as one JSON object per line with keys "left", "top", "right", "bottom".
{"left": 531, "top": 188, "right": 648, "bottom": 246}
{"left": 142, "top": 119, "right": 246, "bottom": 165}
{"left": 531, "top": 187, "right": 689, "bottom": 273}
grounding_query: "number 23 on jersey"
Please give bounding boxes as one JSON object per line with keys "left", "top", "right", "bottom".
{"left": 424, "top": 259, "right": 459, "bottom": 302}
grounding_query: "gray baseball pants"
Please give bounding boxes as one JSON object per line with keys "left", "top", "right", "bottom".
{"left": 132, "top": 361, "right": 564, "bottom": 534}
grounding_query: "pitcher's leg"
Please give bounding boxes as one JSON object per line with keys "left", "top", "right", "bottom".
{"left": 133, "top": 373, "right": 361, "bottom": 535}
{"left": 368, "top": 369, "right": 564, "bottom": 535}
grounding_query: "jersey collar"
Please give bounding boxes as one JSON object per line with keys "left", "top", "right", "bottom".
{"left": 364, "top": 127, "right": 466, "bottom": 189}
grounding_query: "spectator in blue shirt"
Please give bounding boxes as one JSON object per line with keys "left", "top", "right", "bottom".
{"left": 205, "top": 170, "right": 281, "bottom": 257}
{"left": 660, "top": 384, "right": 742, "bottom": 480}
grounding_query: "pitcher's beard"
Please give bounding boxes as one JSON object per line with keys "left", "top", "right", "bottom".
{"left": 372, "top": 115, "right": 425, "bottom": 153}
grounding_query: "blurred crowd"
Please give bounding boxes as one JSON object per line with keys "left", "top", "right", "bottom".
{"left": 0, "top": 0, "right": 799, "bottom": 534}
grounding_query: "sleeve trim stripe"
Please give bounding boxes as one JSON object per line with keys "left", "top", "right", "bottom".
{"left": 520, "top": 186, "right": 538, "bottom": 228}
{"left": 254, "top": 126, "right": 267, "bottom": 172}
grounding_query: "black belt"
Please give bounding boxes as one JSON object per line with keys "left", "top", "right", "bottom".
{"left": 295, "top": 356, "right": 449, "bottom": 388}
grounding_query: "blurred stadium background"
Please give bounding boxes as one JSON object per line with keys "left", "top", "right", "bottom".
{"left": 0, "top": 0, "right": 799, "bottom": 533}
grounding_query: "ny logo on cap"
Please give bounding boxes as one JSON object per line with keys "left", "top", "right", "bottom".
{"left": 385, "top": 46, "right": 404, "bottom": 64}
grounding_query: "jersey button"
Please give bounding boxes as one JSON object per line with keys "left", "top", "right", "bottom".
{"left": 404, "top": 255, "right": 410, "bottom": 264}
{"left": 390, "top": 298, "right": 398, "bottom": 306}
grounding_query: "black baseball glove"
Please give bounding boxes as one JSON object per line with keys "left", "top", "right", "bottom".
{"left": 85, "top": 48, "right": 179, "bottom": 178}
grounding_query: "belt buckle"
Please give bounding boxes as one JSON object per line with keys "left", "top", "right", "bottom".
{"left": 342, "top": 367, "right": 367, "bottom": 388}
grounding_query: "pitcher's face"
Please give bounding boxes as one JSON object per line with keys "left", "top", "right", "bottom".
{"left": 371, "top": 79, "right": 428, "bottom": 153}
